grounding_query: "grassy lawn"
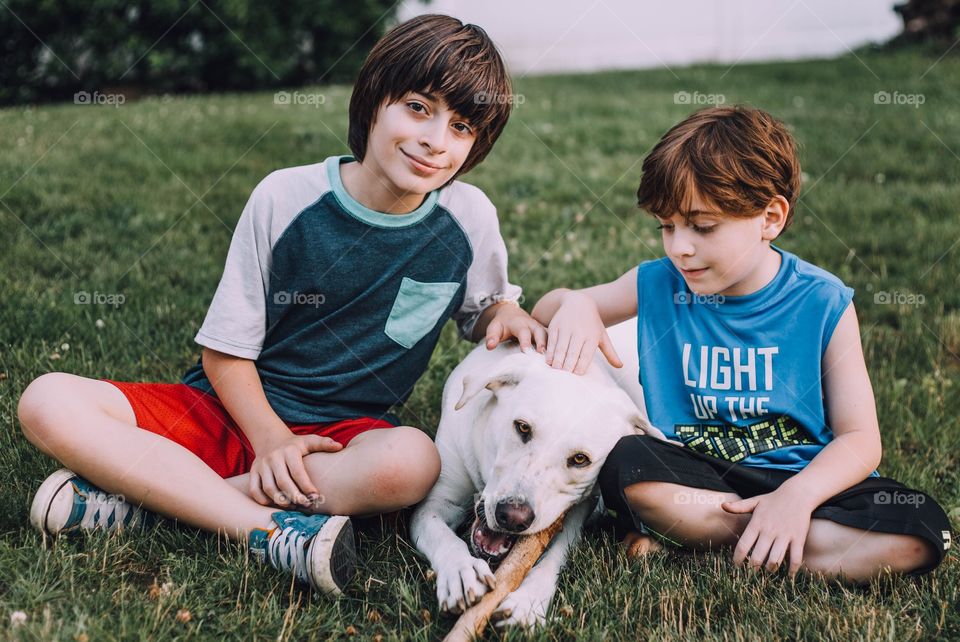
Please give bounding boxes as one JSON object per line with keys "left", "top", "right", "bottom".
{"left": 2, "top": 45, "right": 959, "bottom": 640}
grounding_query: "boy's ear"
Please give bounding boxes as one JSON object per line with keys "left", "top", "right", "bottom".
{"left": 761, "top": 195, "right": 789, "bottom": 241}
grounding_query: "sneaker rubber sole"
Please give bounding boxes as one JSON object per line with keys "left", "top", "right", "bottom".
{"left": 29, "top": 468, "right": 78, "bottom": 536}
{"left": 308, "top": 515, "right": 356, "bottom": 595}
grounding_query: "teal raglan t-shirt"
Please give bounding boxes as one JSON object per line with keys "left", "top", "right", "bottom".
{"left": 181, "top": 156, "right": 521, "bottom": 425}
{"left": 636, "top": 246, "right": 859, "bottom": 473}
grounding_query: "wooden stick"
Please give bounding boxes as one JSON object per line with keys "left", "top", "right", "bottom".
{"left": 442, "top": 515, "right": 565, "bottom": 642}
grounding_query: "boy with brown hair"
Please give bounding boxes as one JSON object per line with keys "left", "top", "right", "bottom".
{"left": 19, "top": 14, "right": 544, "bottom": 596}
{"left": 533, "top": 106, "right": 950, "bottom": 581}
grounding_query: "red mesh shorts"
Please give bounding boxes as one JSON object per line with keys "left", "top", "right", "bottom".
{"left": 102, "top": 380, "right": 395, "bottom": 478}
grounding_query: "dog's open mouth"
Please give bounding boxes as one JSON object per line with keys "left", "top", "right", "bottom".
{"left": 468, "top": 502, "right": 517, "bottom": 565}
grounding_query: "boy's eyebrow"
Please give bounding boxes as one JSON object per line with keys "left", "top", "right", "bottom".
{"left": 678, "top": 209, "right": 722, "bottom": 217}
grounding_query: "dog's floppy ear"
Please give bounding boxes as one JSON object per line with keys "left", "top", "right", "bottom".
{"left": 455, "top": 353, "right": 531, "bottom": 410}
{"left": 628, "top": 412, "right": 667, "bottom": 440}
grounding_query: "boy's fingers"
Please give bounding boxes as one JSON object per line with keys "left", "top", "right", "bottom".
{"left": 560, "top": 337, "right": 584, "bottom": 371}
{"left": 599, "top": 332, "right": 623, "bottom": 368}
{"left": 249, "top": 470, "right": 271, "bottom": 506}
{"left": 517, "top": 326, "right": 532, "bottom": 352}
{"left": 733, "top": 527, "right": 757, "bottom": 565}
{"left": 304, "top": 434, "right": 343, "bottom": 453}
{"left": 573, "top": 339, "right": 598, "bottom": 375}
{"left": 485, "top": 320, "right": 503, "bottom": 349}
{"left": 558, "top": 338, "right": 579, "bottom": 371}
{"left": 721, "top": 497, "right": 758, "bottom": 514}
{"left": 272, "top": 463, "right": 303, "bottom": 506}
{"left": 545, "top": 326, "right": 558, "bottom": 364}
{"left": 259, "top": 467, "right": 286, "bottom": 507}
{"left": 533, "top": 324, "right": 547, "bottom": 352}
{"left": 788, "top": 541, "right": 804, "bottom": 578}
{"left": 552, "top": 333, "right": 572, "bottom": 370}
{"left": 766, "top": 539, "right": 789, "bottom": 572}
{"left": 286, "top": 454, "right": 320, "bottom": 501}
{"left": 749, "top": 534, "right": 774, "bottom": 569}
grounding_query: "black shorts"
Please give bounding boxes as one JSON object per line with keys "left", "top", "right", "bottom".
{"left": 599, "top": 435, "right": 952, "bottom": 575}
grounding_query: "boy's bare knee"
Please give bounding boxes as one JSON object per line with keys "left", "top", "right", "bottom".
{"left": 18, "top": 372, "right": 76, "bottom": 447}
{"left": 803, "top": 525, "right": 938, "bottom": 581}
{"left": 372, "top": 427, "right": 440, "bottom": 505}
{"left": 883, "top": 534, "right": 937, "bottom": 574}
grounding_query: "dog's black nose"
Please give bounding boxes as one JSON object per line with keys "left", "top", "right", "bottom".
{"left": 494, "top": 499, "right": 535, "bottom": 532}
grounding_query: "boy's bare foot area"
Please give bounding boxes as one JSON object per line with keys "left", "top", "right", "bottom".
{"left": 622, "top": 531, "right": 663, "bottom": 559}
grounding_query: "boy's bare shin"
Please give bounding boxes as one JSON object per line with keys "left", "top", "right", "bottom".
{"left": 624, "top": 481, "right": 749, "bottom": 548}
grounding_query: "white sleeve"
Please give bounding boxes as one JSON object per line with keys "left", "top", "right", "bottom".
{"left": 451, "top": 197, "right": 523, "bottom": 340}
{"left": 193, "top": 181, "right": 275, "bottom": 360}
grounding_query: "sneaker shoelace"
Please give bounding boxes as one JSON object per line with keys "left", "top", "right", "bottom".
{"left": 265, "top": 512, "right": 329, "bottom": 584}
{"left": 72, "top": 481, "right": 141, "bottom": 530}
{"left": 267, "top": 525, "right": 312, "bottom": 583}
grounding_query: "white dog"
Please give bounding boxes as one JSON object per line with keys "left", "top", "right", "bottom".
{"left": 410, "top": 319, "right": 664, "bottom": 627}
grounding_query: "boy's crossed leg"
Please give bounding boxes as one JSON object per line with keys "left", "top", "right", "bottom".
{"left": 225, "top": 427, "right": 440, "bottom": 517}
{"left": 18, "top": 372, "right": 440, "bottom": 594}
{"left": 623, "top": 481, "right": 937, "bottom": 583}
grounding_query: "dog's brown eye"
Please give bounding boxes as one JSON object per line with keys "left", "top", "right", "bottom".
{"left": 567, "top": 453, "right": 591, "bottom": 468}
{"left": 514, "top": 420, "right": 531, "bottom": 442}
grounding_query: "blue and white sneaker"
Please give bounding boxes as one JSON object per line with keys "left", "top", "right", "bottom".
{"left": 249, "top": 511, "right": 356, "bottom": 596}
{"left": 29, "top": 468, "right": 149, "bottom": 536}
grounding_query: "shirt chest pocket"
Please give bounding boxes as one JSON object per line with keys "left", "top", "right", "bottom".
{"left": 385, "top": 277, "right": 461, "bottom": 349}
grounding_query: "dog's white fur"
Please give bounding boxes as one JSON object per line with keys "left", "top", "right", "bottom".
{"left": 410, "top": 318, "right": 663, "bottom": 627}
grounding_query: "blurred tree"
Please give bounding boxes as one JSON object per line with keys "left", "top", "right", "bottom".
{"left": 893, "top": 0, "right": 960, "bottom": 42}
{"left": 0, "top": 0, "right": 403, "bottom": 104}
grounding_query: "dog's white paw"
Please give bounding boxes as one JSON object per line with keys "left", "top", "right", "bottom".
{"left": 435, "top": 555, "right": 496, "bottom": 614}
{"left": 491, "top": 586, "right": 550, "bottom": 629}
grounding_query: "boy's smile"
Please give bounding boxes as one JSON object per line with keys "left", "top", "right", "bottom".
{"left": 342, "top": 91, "right": 476, "bottom": 214}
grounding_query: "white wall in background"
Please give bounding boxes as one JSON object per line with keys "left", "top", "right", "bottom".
{"left": 398, "top": 1, "right": 901, "bottom": 75}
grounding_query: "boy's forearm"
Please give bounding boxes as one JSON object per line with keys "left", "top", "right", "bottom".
{"left": 778, "top": 430, "right": 881, "bottom": 509}
{"left": 531, "top": 288, "right": 572, "bottom": 326}
{"left": 201, "top": 348, "right": 292, "bottom": 453}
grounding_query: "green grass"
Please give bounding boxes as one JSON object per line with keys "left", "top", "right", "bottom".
{"left": 2, "top": 45, "right": 959, "bottom": 640}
